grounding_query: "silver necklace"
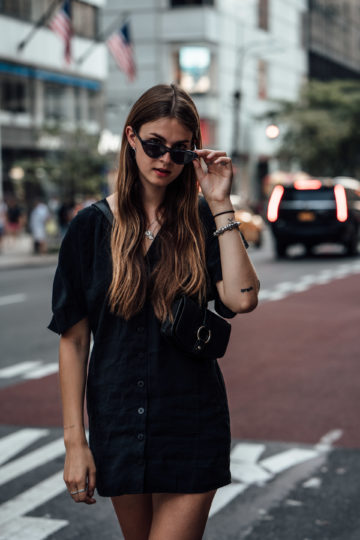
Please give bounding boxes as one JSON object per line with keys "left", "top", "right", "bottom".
{"left": 145, "top": 218, "right": 158, "bottom": 241}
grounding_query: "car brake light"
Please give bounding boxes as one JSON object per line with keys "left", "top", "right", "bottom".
{"left": 267, "top": 185, "right": 284, "bottom": 222}
{"left": 294, "top": 179, "right": 322, "bottom": 190}
{"left": 334, "top": 184, "right": 348, "bottom": 222}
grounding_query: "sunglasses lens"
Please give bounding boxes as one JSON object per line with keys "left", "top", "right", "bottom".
{"left": 142, "top": 142, "right": 164, "bottom": 159}
{"left": 171, "top": 149, "right": 196, "bottom": 165}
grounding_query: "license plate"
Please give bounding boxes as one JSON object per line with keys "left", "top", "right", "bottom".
{"left": 298, "top": 211, "right": 315, "bottom": 222}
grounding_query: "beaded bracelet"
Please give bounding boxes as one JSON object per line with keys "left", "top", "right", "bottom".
{"left": 213, "top": 220, "right": 241, "bottom": 237}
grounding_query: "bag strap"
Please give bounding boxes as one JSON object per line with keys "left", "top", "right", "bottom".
{"left": 91, "top": 200, "right": 114, "bottom": 226}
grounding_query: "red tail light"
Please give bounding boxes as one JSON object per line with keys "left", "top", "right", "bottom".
{"left": 267, "top": 185, "right": 284, "bottom": 222}
{"left": 294, "top": 179, "right": 322, "bottom": 190}
{"left": 334, "top": 184, "right": 348, "bottom": 222}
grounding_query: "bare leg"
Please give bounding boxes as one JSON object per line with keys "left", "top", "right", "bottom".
{"left": 111, "top": 494, "right": 153, "bottom": 540}
{"left": 149, "top": 490, "right": 216, "bottom": 540}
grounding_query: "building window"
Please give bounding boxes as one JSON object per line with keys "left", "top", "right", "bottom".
{"left": 0, "top": 78, "right": 28, "bottom": 113}
{"left": 0, "top": 0, "right": 31, "bottom": 20}
{"left": 44, "top": 83, "right": 68, "bottom": 121}
{"left": 87, "top": 89, "right": 100, "bottom": 123}
{"left": 72, "top": 1, "right": 98, "bottom": 39}
{"left": 258, "top": 60, "right": 267, "bottom": 100}
{"left": 171, "top": 0, "right": 214, "bottom": 6}
{"left": 174, "top": 46, "right": 212, "bottom": 94}
{"left": 258, "top": 0, "right": 269, "bottom": 31}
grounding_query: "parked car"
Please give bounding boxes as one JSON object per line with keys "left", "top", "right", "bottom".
{"left": 230, "top": 195, "right": 264, "bottom": 248}
{"left": 266, "top": 177, "right": 360, "bottom": 257}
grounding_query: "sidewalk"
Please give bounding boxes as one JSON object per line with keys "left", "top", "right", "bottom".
{"left": 0, "top": 233, "right": 58, "bottom": 270}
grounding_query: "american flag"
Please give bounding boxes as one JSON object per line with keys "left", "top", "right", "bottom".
{"left": 106, "top": 22, "right": 136, "bottom": 81}
{"left": 49, "top": 0, "right": 72, "bottom": 64}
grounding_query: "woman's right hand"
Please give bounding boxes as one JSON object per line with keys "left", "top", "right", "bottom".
{"left": 64, "top": 443, "right": 97, "bottom": 504}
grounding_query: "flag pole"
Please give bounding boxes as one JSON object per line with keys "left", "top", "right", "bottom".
{"left": 75, "top": 14, "right": 127, "bottom": 65}
{"left": 17, "top": 0, "right": 63, "bottom": 52}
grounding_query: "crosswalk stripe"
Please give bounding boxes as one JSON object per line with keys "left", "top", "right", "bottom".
{"left": 23, "top": 363, "right": 58, "bottom": 379}
{"left": 0, "top": 293, "right": 27, "bottom": 307}
{"left": 231, "top": 443, "right": 265, "bottom": 463}
{"left": 0, "top": 429, "right": 48, "bottom": 466}
{"left": 209, "top": 483, "right": 247, "bottom": 517}
{"left": 0, "top": 515, "right": 68, "bottom": 540}
{"left": 260, "top": 447, "right": 319, "bottom": 475}
{"left": 0, "top": 361, "right": 43, "bottom": 378}
{"left": 0, "top": 438, "right": 65, "bottom": 486}
{"left": 0, "top": 470, "right": 65, "bottom": 524}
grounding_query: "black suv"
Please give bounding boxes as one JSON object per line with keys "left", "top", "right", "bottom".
{"left": 267, "top": 177, "right": 360, "bottom": 257}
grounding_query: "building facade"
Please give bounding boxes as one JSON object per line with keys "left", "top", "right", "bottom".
{"left": 308, "top": 0, "right": 360, "bottom": 80}
{"left": 103, "top": 0, "right": 307, "bottom": 200}
{"left": 0, "top": 0, "right": 107, "bottom": 198}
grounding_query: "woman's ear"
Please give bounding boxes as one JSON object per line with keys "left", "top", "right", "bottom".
{"left": 125, "top": 125, "right": 136, "bottom": 150}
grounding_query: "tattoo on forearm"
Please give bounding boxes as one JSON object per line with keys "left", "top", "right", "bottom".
{"left": 241, "top": 286, "right": 254, "bottom": 293}
{"left": 63, "top": 424, "right": 76, "bottom": 430}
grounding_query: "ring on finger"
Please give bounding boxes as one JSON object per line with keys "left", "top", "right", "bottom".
{"left": 70, "top": 488, "right": 87, "bottom": 495}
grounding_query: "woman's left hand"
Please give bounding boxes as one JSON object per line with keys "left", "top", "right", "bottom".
{"left": 192, "top": 149, "right": 233, "bottom": 204}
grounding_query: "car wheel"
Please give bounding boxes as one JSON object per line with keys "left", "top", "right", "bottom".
{"left": 275, "top": 240, "right": 287, "bottom": 258}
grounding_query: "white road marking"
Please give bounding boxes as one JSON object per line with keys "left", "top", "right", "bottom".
{"left": 0, "top": 438, "right": 64, "bottom": 486}
{"left": 0, "top": 361, "right": 42, "bottom": 378}
{"left": 231, "top": 443, "right": 265, "bottom": 463}
{"left": 23, "top": 363, "right": 58, "bottom": 379}
{"left": 316, "top": 428, "right": 343, "bottom": 452}
{"left": 0, "top": 515, "right": 68, "bottom": 540}
{"left": 209, "top": 483, "right": 247, "bottom": 517}
{"left": 303, "top": 477, "right": 322, "bottom": 489}
{"left": 0, "top": 293, "right": 27, "bottom": 307}
{"left": 0, "top": 470, "right": 65, "bottom": 524}
{"left": 259, "top": 261, "right": 360, "bottom": 303}
{"left": 231, "top": 461, "right": 272, "bottom": 485}
{"left": 260, "top": 448, "right": 319, "bottom": 475}
{"left": 0, "top": 429, "right": 48, "bottom": 466}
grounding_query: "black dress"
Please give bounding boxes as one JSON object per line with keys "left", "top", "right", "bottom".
{"left": 48, "top": 197, "right": 236, "bottom": 497}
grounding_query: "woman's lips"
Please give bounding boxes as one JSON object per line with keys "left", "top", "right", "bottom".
{"left": 153, "top": 168, "right": 171, "bottom": 177}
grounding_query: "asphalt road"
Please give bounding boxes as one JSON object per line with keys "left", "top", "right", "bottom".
{"left": 0, "top": 229, "right": 359, "bottom": 539}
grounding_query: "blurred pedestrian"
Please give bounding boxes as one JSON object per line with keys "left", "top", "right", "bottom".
{"left": 48, "top": 84, "right": 259, "bottom": 539}
{"left": 6, "top": 197, "right": 23, "bottom": 240}
{"left": 29, "top": 199, "right": 50, "bottom": 254}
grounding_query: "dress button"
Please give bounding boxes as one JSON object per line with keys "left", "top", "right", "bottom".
{"left": 137, "top": 433, "right": 144, "bottom": 441}
{"left": 137, "top": 326, "right": 144, "bottom": 333}
{"left": 137, "top": 380, "right": 144, "bottom": 388}
{"left": 138, "top": 407, "right": 145, "bottom": 415}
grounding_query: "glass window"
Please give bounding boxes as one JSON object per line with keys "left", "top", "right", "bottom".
{"left": 44, "top": 83, "right": 67, "bottom": 121}
{"left": 1, "top": 78, "right": 27, "bottom": 113}
{"left": 72, "top": 1, "right": 97, "bottom": 39}
{"left": 175, "top": 46, "right": 212, "bottom": 94}
{"left": 258, "top": 60, "right": 267, "bottom": 100}
{"left": 258, "top": 0, "right": 269, "bottom": 31}
{"left": 0, "top": 0, "right": 31, "bottom": 20}
{"left": 171, "top": 0, "right": 214, "bottom": 6}
{"left": 87, "top": 89, "right": 100, "bottom": 123}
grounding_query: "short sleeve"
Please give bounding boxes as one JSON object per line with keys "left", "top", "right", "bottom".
{"left": 199, "top": 197, "right": 244, "bottom": 319}
{"left": 47, "top": 216, "right": 87, "bottom": 335}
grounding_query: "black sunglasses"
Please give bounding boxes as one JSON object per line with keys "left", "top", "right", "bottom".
{"left": 133, "top": 129, "right": 198, "bottom": 165}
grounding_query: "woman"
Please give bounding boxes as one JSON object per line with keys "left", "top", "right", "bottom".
{"left": 48, "top": 84, "right": 259, "bottom": 540}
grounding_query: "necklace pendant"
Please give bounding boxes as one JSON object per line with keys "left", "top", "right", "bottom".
{"left": 145, "top": 230, "right": 154, "bottom": 241}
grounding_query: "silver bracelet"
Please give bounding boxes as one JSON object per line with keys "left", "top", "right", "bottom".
{"left": 213, "top": 221, "right": 241, "bottom": 237}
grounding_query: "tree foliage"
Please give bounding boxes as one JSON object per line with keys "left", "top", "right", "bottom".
{"left": 14, "top": 128, "right": 112, "bottom": 202}
{"left": 269, "top": 80, "right": 360, "bottom": 178}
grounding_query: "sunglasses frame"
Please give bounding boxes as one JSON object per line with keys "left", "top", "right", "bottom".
{"left": 133, "top": 129, "right": 198, "bottom": 165}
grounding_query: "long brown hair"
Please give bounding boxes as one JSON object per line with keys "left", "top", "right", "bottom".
{"left": 108, "top": 84, "right": 207, "bottom": 321}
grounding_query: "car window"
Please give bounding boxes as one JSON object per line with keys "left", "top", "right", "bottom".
{"left": 282, "top": 188, "right": 335, "bottom": 201}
